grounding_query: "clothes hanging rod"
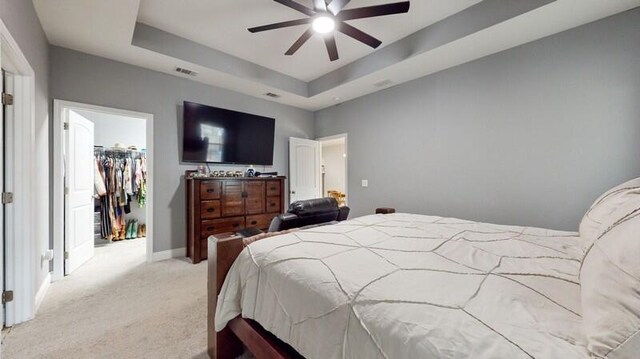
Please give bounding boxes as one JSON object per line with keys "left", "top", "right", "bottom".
{"left": 94, "top": 146, "right": 146, "bottom": 153}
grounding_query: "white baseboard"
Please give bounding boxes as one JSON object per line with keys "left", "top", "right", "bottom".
{"left": 35, "top": 273, "right": 51, "bottom": 312}
{"left": 152, "top": 247, "right": 186, "bottom": 262}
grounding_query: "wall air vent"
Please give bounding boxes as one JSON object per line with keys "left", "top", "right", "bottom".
{"left": 264, "top": 92, "right": 281, "bottom": 98}
{"left": 374, "top": 79, "right": 394, "bottom": 88}
{"left": 175, "top": 67, "right": 198, "bottom": 76}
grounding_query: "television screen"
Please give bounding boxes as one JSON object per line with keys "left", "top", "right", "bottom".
{"left": 182, "top": 101, "right": 275, "bottom": 165}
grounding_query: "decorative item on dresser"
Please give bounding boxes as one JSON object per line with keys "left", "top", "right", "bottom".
{"left": 185, "top": 171, "right": 285, "bottom": 264}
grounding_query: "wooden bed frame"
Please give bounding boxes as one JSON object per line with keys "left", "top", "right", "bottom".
{"left": 207, "top": 208, "right": 395, "bottom": 359}
{"left": 207, "top": 234, "right": 304, "bottom": 359}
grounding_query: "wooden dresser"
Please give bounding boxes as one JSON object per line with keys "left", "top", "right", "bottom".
{"left": 186, "top": 175, "right": 286, "bottom": 264}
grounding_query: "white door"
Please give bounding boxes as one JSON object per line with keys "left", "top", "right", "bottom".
{"left": 64, "top": 110, "right": 95, "bottom": 274}
{"left": 289, "top": 137, "right": 321, "bottom": 203}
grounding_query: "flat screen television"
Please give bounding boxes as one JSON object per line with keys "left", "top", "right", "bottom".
{"left": 182, "top": 101, "right": 275, "bottom": 165}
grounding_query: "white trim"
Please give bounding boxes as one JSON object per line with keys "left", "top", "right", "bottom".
{"left": 145, "top": 114, "right": 154, "bottom": 263}
{"left": 317, "top": 133, "right": 348, "bottom": 205}
{"left": 0, "top": 21, "right": 34, "bottom": 76}
{"left": 1, "top": 18, "right": 37, "bottom": 326}
{"left": 152, "top": 247, "right": 186, "bottom": 262}
{"left": 34, "top": 273, "right": 51, "bottom": 312}
{"left": 52, "top": 100, "right": 155, "bottom": 282}
{"left": 52, "top": 101, "right": 64, "bottom": 281}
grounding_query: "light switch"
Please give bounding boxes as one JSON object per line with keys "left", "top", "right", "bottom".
{"left": 361, "top": 179, "right": 369, "bottom": 187}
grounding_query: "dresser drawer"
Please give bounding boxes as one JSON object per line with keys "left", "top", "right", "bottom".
{"left": 200, "top": 181, "right": 222, "bottom": 200}
{"left": 221, "top": 181, "right": 244, "bottom": 216}
{"left": 200, "top": 217, "right": 245, "bottom": 238}
{"left": 200, "top": 200, "right": 221, "bottom": 219}
{"left": 266, "top": 197, "right": 281, "bottom": 213}
{"left": 266, "top": 180, "right": 281, "bottom": 197}
{"left": 245, "top": 181, "right": 266, "bottom": 215}
{"left": 246, "top": 214, "right": 276, "bottom": 230}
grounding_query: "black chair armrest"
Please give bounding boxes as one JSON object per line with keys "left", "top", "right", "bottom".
{"left": 337, "top": 206, "right": 350, "bottom": 221}
{"left": 236, "top": 227, "right": 264, "bottom": 238}
{"left": 268, "top": 213, "right": 299, "bottom": 232}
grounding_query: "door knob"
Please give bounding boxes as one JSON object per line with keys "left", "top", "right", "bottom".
{"left": 291, "top": 191, "right": 296, "bottom": 194}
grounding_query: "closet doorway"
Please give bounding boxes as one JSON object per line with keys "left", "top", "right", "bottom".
{"left": 53, "top": 101, "right": 154, "bottom": 280}
{"left": 319, "top": 134, "right": 348, "bottom": 206}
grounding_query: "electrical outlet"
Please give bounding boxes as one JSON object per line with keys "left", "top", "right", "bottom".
{"left": 361, "top": 179, "right": 369, "bottom": 188}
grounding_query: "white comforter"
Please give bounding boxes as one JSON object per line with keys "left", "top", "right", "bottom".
{"left": 216, "top": 213, "right": 589, "bottom": 359}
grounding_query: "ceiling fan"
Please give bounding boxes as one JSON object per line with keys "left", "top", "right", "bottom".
{"left": 248, "top": 0, "right": 411, "bottom": 62}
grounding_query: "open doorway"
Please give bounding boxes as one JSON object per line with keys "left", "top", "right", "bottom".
{"left": 53, "top": 101, "right": 154, "bottom": 281}
{"left": 319, "top": 134, "right": 348, "bottom": 206}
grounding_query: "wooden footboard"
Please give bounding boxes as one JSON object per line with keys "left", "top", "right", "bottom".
{"left": 207, "top": 234, "right": 302, "bottom": 359}
{"left": 208, "top": 234, "right": 244, "bottom": 359}
{"left": 207, "top": 209, "right": 396, "bottom": 358}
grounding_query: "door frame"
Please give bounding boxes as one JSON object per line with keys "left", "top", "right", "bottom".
{"left": 317, "top": 133, "right": 348, "bottom": 203}
{"left": 52, "top": 100, "right": 155, "bottom": 282}
{"left": 1, "top": 18, "right": 37, "bottom": 326}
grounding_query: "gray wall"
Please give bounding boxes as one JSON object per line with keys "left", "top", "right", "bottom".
{"left": 0, "top": 0, "right": 51, "bottom": 292}
{"left": 315, "top": 8, "right": 640, "bottom": 231}
{"left": 76, "top": 109, "right": 147, "bottom": 150}
{"left": 50, "top": 47, "right": 315, "bottom": 252}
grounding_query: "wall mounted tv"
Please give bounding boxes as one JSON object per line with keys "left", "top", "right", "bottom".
{"left": 182, "top": 101, "right": 275, "bottom": 165}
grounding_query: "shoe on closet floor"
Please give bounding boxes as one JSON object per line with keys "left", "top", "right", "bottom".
{"left": 123, "top": 220, "right": 130, "bottom": 240}
{"left": 126, "top": 220, "right": 137, "bottom": 239}
{"left": 131, "top": 220, "right": 139, "bottom": 240}
{"left": 118, "top": 225, "right": 126, "bottom": 241}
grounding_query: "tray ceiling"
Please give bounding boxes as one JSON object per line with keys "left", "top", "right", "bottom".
{"left": 34, "top": 0, "right": 640, "bottom": 111}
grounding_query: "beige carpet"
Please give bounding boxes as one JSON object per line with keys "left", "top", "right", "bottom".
{"left": 2, "top": 239, "right": 211, "bottom": 358}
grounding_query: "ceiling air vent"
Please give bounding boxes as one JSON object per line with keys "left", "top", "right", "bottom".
{"left": 175, "top": 67, "right": 198, "bottom": 76}
{"left": 374, "top": 79, "right": 394, "bottom": 88}
{"left": 264, "top": 92, "right": 281, "bottom": 98}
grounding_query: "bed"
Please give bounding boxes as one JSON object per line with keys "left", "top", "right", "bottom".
{"left": 208, "top": 178, "right": 640, "bottom": 359}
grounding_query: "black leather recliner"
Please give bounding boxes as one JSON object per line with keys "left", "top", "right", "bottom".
{"left": 268, "top": 197, "right": 350, "bottom": 232}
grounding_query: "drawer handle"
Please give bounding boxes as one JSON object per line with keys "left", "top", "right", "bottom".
{"left": 251, "top": 221, "right": 257, "bottom": 225}
{"left": 207, "top": 227, "right": 215, "bottom": 231}
{"left": 207, "top": 208, "right": 216, "bottom": 212}
{"left": 233, "top": 223, "right": 240, "bottom": 228}
{"left": 270, "top": 203, "right": 276, "bottom": 207}
{"left": 270, "top": 187, "right": 276, "bottom": 191}
{"left": 207, "top": 189, "right": 216, "bottom": 193}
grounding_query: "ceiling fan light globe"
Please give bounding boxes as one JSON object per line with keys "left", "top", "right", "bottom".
{"left": 312, "top": 16, "right": 335, "bottom": 34}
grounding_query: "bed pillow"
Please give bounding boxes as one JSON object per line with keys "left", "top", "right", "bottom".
{"left": 579, "top": 177, "right": 640, "bottom": 253}
{"left": 580, "top": 184, "right": 640, "bottom": 358}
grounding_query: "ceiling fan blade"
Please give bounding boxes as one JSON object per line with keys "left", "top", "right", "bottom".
{"left": 312, "top": 0, "right": 326, "bottom": 12}
{"left": 337, "top": 2, "right": 410, "bottom": 21}
{"left": 248, "top": 18, "right": 311, "bottom": 33}
{"left": 326, "top": 0, "right": 351, "bottom": 15}
{"left": 285, "top": 28, "right": 314, "bottom": 55}
{"left": 273, "top": 0, "right": 316, "bottom": 16}
{"left": 337, "top": 23, "right": 382, "bottom": 49}
{"left": 324, "top": 35, "right": 339, "bottom": 61}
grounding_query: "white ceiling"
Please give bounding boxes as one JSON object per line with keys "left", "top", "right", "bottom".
{"left": 137, "top": 0, "right": 480, "bottom": 82}
{"left": 33, "top": 0, "right": 640, "bottom": 111}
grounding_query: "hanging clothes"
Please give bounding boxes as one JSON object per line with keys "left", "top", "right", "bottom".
{"left": 94, "top": 158, "right": 107, "bottom": 196}
{"left": 124, "top": 158, "right": 133, "bottom": 196}
{"left": 137, "top": 157, "right": 147, "bottom": 207}
{"left": 94, "top": 147, "right": 148, "bottom": 241}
